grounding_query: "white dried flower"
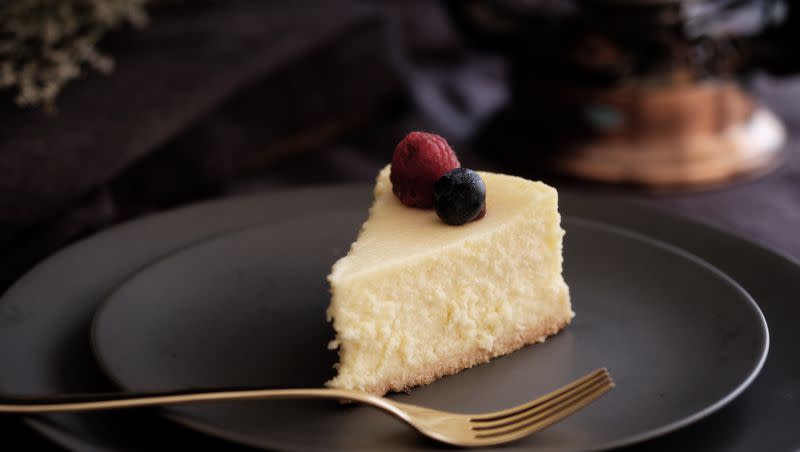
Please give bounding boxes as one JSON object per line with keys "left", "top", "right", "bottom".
{"left": 0, "top": 0, "right": 152, "bottom": 109}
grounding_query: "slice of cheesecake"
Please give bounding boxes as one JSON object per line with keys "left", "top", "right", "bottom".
{"left": 326, "top": 165, "right": 572, "bottom": 395}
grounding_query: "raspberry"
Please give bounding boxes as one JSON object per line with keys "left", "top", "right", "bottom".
{"left": 390, "top": 131, "right": 460, "bottom": 208}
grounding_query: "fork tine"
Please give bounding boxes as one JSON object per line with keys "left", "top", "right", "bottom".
{"left": 471, "top": 370, "right": 612, "bottom": 430}
{"left": 470, "top": 368, "right": 609, "bottom": 423}
{"left": 473, "top": 377, "right": 614, "bottom": 441}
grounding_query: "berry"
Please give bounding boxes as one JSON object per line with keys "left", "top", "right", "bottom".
{"left": 391, "top": 132, "right": 460, "bottom": 208}
{"left": 433, "top": 168, "right": 486, "bottom": 225}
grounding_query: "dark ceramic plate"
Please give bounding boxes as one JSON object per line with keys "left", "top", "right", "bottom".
{"left": 0, "top": 186, "right": 795, "bottom": 451}
{"left": 90, "top": 211, "right": 767, "bottom": 451}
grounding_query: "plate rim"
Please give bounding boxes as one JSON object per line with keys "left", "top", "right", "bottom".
{"left": 88, "top": 213, "right": 770, "bottom": 452}
{"left": 0, "top": 185, "right": 371, "bottom": 451}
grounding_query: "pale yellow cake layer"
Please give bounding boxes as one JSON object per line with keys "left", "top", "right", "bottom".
{"left": 326, "top": 166, "right": 572, "bottom": 394}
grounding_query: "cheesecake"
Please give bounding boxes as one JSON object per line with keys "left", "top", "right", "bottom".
{"left": 325, "top": 165, "right": 572, "bottom": 395}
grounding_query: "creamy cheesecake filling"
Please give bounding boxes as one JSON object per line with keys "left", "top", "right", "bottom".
{"left": 326, "top": 166, "right": 572, "bottom": 394}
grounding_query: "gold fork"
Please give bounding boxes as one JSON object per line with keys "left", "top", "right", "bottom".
{"left": 0, "top": 368, "right": 613, "bottom": 447}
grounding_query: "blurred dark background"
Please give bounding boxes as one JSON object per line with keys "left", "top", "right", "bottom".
{"left": 1, "top": 0, "right": 799, "bottom": 292}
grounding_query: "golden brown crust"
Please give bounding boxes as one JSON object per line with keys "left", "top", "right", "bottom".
{"left": 352, "top": 316, "right": 572, "bottom": 396}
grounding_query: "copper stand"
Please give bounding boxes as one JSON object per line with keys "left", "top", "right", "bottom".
{"left": 552, "top": 82, "right": 786, "bottom": 190}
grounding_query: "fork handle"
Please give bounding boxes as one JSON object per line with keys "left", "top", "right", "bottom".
{"left": 0, "top": 387, "right": 387, "bottom": 414}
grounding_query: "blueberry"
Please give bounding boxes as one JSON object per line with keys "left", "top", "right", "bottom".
{"left": 433, "top": 168, "right": 486, "bottom": 225}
